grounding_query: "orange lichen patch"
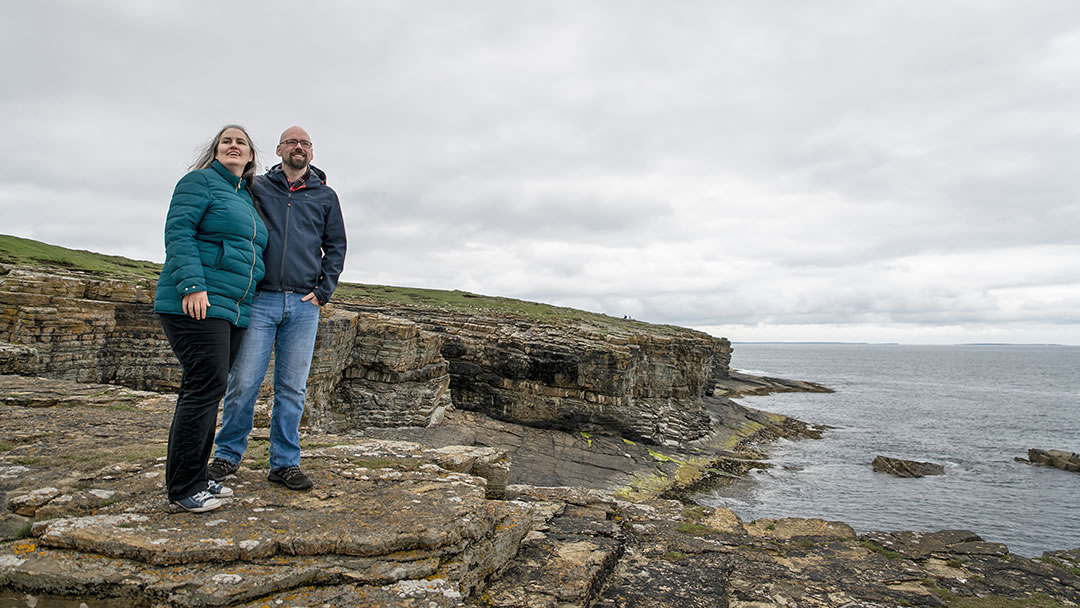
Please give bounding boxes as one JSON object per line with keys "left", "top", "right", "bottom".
{"left": 12, "top": 541, "right": 38, "bottom": 556}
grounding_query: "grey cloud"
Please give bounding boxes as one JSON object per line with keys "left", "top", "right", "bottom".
{"left": 4, "top": 1, "right": 1080, "bottom": 343}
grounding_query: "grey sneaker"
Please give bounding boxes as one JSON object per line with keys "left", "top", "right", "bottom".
{"left": 268, "top": 466, "right": 313, "bottom": 490}
{"left": 207, "top": 457, "right": 239, "bottom": 481}
{"left": 207, "top": 479, "right": 234, "bottom": 497}
{"left": 172, "top": 490, "right": 222, "bottom": 513}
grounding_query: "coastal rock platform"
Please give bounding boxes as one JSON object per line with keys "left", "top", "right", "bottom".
{"left": 3, "top": 376, "right": 1080, "bottom": 607}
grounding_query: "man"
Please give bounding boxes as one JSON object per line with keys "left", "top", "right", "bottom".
{"left": 208, "top": 125, "right": 347, "bottom": 490}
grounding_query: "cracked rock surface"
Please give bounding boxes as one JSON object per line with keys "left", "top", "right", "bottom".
{"left": 1, "top": 377, "right": 1079, "bottom": 607}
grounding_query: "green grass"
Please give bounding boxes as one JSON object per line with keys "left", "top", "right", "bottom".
{"left": 105, "top": 404, "right": 140, "bottom": 412}
{"left": 346, "top": 456, "right": 422, "bottom": 471}
{"left": 54, "top": 445, "right": 166, "bottom": 468}
{"left": 676, "top": 522, "right": 721, "bottom": 537}
{"left": 681, "top": 506, "right": 708, "bottom": 523}
{"left": 334, "top": 282, "right": 681, "bottom": 330}
{"left": 860, "top": 540, "right": 903, "bottom": 560}
{"left": 302, "top": 441, "right": 347, "bottom": 449}
{"left": 0, "top": 234, "right": 162, "bottom": 279}
{"left": 662, "top": 551, "right": 688, "bottom": 561}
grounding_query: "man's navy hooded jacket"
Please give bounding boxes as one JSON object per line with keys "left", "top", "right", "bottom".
{"left": 252, "top": 164, "right": 347, "bottom": 304}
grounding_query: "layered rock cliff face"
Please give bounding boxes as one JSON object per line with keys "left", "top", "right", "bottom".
{"left": 0, "top": 264, "right": 729, "bottom": 446}
{"left": 0, "top": 266, "right": 450, "bottom": 434}
{"left": 0, "top": 267, "right": 170, "bottom": 388}
{"left": 338, "top": 305, "right": 731, "bottom": 445}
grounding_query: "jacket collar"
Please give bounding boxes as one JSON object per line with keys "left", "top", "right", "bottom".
{"left": 211, "top": 160, "right": 247, "bottom": 190}
{"left": 266, "top": 163, "right": 327, "bottom": 188}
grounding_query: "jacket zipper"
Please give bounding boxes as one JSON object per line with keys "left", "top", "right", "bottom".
{"left": 237, "top": 203, "right": 258, "bottom": 324}
{"left": 279, "top": 188, "right": 292, "bottom": 287}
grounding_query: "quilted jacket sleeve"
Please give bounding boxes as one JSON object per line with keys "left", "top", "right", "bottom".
{"left": 162, "top": 172, "right": 211, "bottom": 298}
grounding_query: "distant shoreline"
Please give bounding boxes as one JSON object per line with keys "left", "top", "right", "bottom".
{"left": 732, "top": 341, "right": 1072, "bottom": 347}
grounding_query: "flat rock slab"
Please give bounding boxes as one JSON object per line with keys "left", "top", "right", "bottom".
{"left": 34, "top": 472, "right": 497, "bottom": 565}
{"left": 0, "top": 374, "right": 161, "bottom": 409}
{"left": 0, "top": 376, "right": 542, "bottom": 606}
{"left": 713, "top": 371, "right": 834, "bottom": 398}
{"left": 3, "top": 463, "right": 538, "bottom": 606}
{"left": 872, "top": 455, "right": 945, "bottom": 477}
{"left": 861, "top": 530, "right": 1008, "bottom": 559}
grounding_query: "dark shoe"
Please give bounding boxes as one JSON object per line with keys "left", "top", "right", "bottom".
{"left": 206, "top": 479, "right": 234, "bottom": 497}
{"left": 207, "top": 457, "right": 239, "bottom": 481}
{"left": 172, "top": 490, "right": 222, "bottom": 513}
{"left": 268, "top": 466, "right": 313, "bottom": 490}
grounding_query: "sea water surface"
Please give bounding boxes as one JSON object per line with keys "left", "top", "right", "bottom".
{"left": 697, "top": 343, "right": 1080, "bottom": 557}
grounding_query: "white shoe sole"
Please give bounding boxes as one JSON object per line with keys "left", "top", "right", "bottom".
{"left": 173, "top": 497, "right": 222, "bottom": 513}
{"left": 208, "top": 484, "right": 234, "bottom": 498}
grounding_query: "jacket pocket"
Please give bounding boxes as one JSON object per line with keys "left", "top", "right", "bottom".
{"left": 196, "top": 240, "right": 222, "bottom": 270}
{"left": 214, "top": 241, "right": 226, "bottom": 268}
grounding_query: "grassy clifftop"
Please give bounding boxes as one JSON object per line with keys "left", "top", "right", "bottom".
{"left": 0, "top": 234, "right": 163, "bottom": 280}
{"left": 0, "top": 234, "right": 682, "bottom": 333}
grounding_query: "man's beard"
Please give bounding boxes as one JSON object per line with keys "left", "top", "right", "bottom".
{"left": 283, "top": 154, "right": 309, "bottom": 171}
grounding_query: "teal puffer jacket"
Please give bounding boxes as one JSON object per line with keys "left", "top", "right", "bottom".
{"left": 154, "top": 161, "right": 268, "bottom": 327}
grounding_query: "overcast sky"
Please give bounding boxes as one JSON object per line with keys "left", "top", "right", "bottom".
{"left": 4, "top": 1, "right": 1079, "bottom": 344}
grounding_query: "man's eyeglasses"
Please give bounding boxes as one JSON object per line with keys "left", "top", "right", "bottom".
{"left": 280, "top": 139, "right": 313, "bottom": 149}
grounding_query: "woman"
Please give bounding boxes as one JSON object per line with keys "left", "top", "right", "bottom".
{"left": 154, "top": 125, "right": 268, "bottom": 513}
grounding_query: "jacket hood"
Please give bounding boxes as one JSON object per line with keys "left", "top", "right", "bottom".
{"left": 265, "top": 163, "right": 327, "bottom": 187}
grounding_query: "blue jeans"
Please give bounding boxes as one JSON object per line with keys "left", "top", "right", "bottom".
{"left": 213, "top": 291, "right": 321, "bottom": 470}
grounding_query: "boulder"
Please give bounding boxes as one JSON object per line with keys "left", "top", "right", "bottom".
{"left": 872, "top": 455, "right": 945, "bottom": 478}
{"left": 1027, "top": 449, "right": 1080, "bottom": 473}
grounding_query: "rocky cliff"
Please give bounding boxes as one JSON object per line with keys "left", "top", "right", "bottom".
{"left": 0, "top": 260, "right": 728, "bottom": 447}
{"left": 0, "top": 250, "right": 802, "bottom": 495}
{"left": 0, "top": 265, "right": 455, "bottom": 433}
{"left": 335, "top": 302, "right": 730, "bottom": 445}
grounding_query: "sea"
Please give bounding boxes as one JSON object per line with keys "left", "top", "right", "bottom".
{"left": 696, "top": 343, "right": 1080, "bottom": 557}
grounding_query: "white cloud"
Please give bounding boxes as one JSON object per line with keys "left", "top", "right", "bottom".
{"left": 4, "top": 1, "right": 1080, "bottom": 344}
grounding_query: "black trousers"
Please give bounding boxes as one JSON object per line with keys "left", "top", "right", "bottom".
{"left": 159, "top": 314, "right": 245, "bottom": 502}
